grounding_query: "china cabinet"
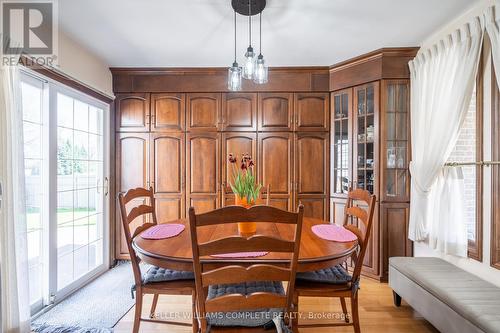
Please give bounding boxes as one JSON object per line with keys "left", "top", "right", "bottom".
{"left": 329, "top": 47, "right": 418, "bottom": 280}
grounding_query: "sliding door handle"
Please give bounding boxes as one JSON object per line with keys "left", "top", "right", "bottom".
{"left": 104, "top": 177, "right": 109, "bottom": 196}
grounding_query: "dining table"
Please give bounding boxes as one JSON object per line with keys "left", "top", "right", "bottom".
{"left": 132, "top": 217, "right": 358, "bottom": 273}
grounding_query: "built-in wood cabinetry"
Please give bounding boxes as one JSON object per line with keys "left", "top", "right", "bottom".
{"left": 112, "top": 52, "right": 417, "bottom": 273}
{"left": 329, "top": 47, "right": 418, "bottom": 280}
{"left": 112, "top": 67, "right": 330, "bottom": 258}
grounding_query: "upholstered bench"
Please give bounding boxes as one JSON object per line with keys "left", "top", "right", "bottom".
{"left": 389, "top": 257, "right": 500, "bottom": 333}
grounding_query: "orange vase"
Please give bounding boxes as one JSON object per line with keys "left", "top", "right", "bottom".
{"left": 235, "top": 195, "right": 257, "bottom": 235}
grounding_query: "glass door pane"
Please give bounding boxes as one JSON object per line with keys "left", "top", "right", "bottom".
{"left": 331, "top": 91, "right": 351, "bottom": 195}
{"left": 56, "top": 92, "right": 105, "bottom": 291}
{"left": 354, "top": 84, "right": 377, "bottom": 195}
{"left": 21, "top": 79, "right": 45, "bottom": 307}
{"left": 384, "top": 82, "right": 409, "bottom": 199}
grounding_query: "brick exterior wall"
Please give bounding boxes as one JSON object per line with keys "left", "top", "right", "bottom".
{"left": 448, "top": 90, "right": 477, "bottom": 240}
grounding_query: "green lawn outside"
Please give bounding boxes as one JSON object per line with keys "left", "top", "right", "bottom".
{"left": 27, "top": 208, "right": 98, "bottom": 231}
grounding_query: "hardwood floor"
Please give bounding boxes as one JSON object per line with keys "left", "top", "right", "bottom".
{"left": 114, "top": 278, "right": 438, "bottom": 333}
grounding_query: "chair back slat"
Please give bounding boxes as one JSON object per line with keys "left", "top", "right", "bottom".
{"left": 198, "top": 236, "right": 295, "bottom": 256}
{"left": 127, "top": 205, "right": 155, "bottom": 224}
{"left": 204, "top": 293, "right": 287, "bottom": 313}
{"left": 342, "top": 189, "right": 376, "bottom": 283}
{"left": 118, "top": 187, "right": 157, "bottom": 287}
{"left": 202, "top": 264, "right": 291, "bottom": 286}
{"left": 189, "top": 204, "right": 304, "bottom": 327}
{"left": 122, "top": 187, "right": 154, "bottom": 205}
{"left": 194, "top": 205, "right": 298, "bottom": 226}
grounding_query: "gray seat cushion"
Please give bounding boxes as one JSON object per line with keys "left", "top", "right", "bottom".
{"left": 142, "top": 266, "right": 194, "bottom": 284}
{"left": 131, "top": 266, "right": 194, "bottom": 298}
{"left": 390, "top": 257, "right": 500, "bottom": 333}
{"left": 296, "top": 265, "right": 352, "bottom": 284}
{"left": 206, "top": 281, "right": 285, "bottom": 328}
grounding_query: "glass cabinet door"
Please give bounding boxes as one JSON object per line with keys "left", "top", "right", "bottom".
{"left": 331, "top": 89, "right": 352, "bottom": 196}
{"left": 354, "top": 83, "right": 379, "bottom": 195}
{"left": 382, "top": 80, "right": 410, "bottom": 200}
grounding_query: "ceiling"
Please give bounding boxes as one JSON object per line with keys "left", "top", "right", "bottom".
{"left": 58, "top": 0, "right": 479, "bottom": 68}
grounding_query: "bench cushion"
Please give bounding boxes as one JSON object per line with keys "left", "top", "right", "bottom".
{"left": 390, "top": 257, "right": 500, "bottom": 333}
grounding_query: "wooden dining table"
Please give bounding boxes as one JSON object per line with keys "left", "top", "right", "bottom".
{"left": 133, "top": 217, "right": 358, "bottom": 272}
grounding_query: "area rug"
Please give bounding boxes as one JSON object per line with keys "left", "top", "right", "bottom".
{"left": 32, "top": 261, "right": 135, "bottom": 333}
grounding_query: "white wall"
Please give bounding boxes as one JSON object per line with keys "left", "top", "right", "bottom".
{"left": 413, "top": 0, "right": 500, "bottom": 287}
{"left": 55, "top": 31, "right": 113, "bottom": 97}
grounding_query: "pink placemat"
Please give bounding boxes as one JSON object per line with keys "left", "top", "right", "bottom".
{"left": 140, "top": 224, "right": 185, "bottom": 240}
{"left": 312, "top": 224, "right": 357, "bottom": 242}
{"left": 210, "top": 251, "right": 269, "bottom": 258}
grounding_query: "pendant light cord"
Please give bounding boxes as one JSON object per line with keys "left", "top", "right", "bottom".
{"left": 248, "top": 0, "right": 252, "bottom": 47}
{"left": 259, "top": 12, "right": 262, "bottom": 55}
{"left": 234, "top": 10, "right": 237, "bottom": 62}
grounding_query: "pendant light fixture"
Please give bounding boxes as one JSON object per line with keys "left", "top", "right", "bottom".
{"left": 242, "top": 0, "right": 256, "bottom": 79}
{"left": 253, "top": 12, "right": 268, "bottom": 84}
{"left": 228, "top": 10, "right": 242, "bottom": 91}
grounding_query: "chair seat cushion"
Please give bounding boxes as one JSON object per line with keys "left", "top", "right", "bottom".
{"left": 206, "top": 281, "right": 284, "bottom": 327}
{"left": 131, "top": 266, "right": 194, "bottom": 297}
{"left": 296, "top": 265, "right": 352, "bottom": 284}
{"left": 142, "top": 266, "right": 194, "bottom": 284}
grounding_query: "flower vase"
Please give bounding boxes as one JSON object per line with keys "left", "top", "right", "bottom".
{"left": 235, "top": 195, "right": 257, "bottom": 235}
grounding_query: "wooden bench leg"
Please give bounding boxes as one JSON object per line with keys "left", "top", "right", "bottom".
{"left": 393, "top": 291, "right": 402, "bottom": 307}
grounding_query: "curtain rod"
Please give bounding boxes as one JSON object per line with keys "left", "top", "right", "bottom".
{"left": 445, "top": 161, "right": 500, "bottom": 167}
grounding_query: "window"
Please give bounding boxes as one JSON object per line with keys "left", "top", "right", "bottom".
{"left": 446, "top": 78, "right": 483, "bottom": 261}
{"left": 20, "top": 70, "right": 109, "bottom": 314}
{"left": 492, "top": 73, "right": 500, "bottom": 270}
{"left": 21, "top": 76, "right": 46, "bottom": 307}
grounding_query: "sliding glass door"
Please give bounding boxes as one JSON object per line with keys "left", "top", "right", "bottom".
{"left": 20, "top": 70, "right": 109, "bottom": 314}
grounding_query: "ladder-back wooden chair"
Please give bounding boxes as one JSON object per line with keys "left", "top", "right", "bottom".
{"left": 118, "top": 187, "right": 197, "bottom": 333}
{"left": 189, "top": 204, "right": 304, "bottom": 333}
{"left": 293, "top": 189, "right": 376, "bottom": 333}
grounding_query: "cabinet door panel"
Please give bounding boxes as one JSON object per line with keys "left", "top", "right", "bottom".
{"left": 186, "top": 133, "right": 221, "bottom": 215}
{"left": 116, "top": 133, "right": 149, "bottom": 259}
{"left": 189, "top": 197, "right": 218, "bottom": 214}
{"left": 222, "top": 133, "right": 257, "bottom": 203}
{"left": 381, "top": 203, "right": 411, "bottom": 279}
{"left": 156, "top": 197, "right": 184, "bottom": 222}
{"left": 223, "top": 93, "right": 257, "bottom": 131}
{"left": 116, "top": 93, "right": 150, "bottom": 132}
{"left": 331, "top": 89, "right": 353, "bottom": 198}
{"left": 258, "top": 93, "right": 293, "bottom": 131}
{"left": 346, "top": 203, "right": 379, "bottom": 277}
{"left": 298, "top": 197, "right": 328, "bottom": 220}
{"left": 187, "top": 93, "right": 221, "bottom": 131}
{"left": 151, "top": 93, "right": 185, "bottom": 132}
{"left": 295, "top": 132, "right": 328, "bottom": 195}
{"left": 151, "top": 133, "right": 184, "bottom": 194}
{"left": 330, "top": 197, "right": 347, "bottom": 225}
{"left": 150, "top": 133, "right": 185, "bottom": 222}
{"left": 294, "top": 93, "right": 329, "bottom": 131}
{"left": 258, "top": 133, "right": 293, "bottom": 209}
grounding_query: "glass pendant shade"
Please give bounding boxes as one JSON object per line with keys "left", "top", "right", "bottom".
{"left": 253, "top": 55, "right": 268, "bottom": 84}
{"left": 242, "top": 46, "right": 256, "bottom": 79}
{"left": 228, "top": 62, "right": 242, "bottom": 91}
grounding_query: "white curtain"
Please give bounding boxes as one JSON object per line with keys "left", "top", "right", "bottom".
{"left": 428, "top": 168, "right": 467, "bottom": 256}
{"left": 485, "top": 4, "right": 500, "bottom": 88}
{"left": 408, "top": 17, "right": 483, "bottom": 257}
{"left": 0, "top": 36, "right": 31, "bottom": 332}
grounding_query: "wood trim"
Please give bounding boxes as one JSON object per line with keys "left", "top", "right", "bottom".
{"left": 111, "top": 67, "right": 330, "bottom": 93}
{"left": 469, "top": 58, "right": 484, "bottom": 262}
{"left": 492, "top": 68, "right": 500, "bottom": 270}
{"left": 20, "top": 55, "right": 114, "bottom": 104}
{"left": 329, "top": 48, "right": 419, "bottom": 92}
